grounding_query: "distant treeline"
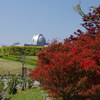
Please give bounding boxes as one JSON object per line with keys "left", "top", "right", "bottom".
{"left": 0, "top": 46, "right": 44, "bottom": 56}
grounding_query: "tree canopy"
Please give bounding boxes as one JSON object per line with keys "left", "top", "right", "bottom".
{"left": 30, "top": 6, "right": 100, "bottom": 100}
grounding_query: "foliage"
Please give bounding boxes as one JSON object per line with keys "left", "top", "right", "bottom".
{"left": 82, "top": 6, "right": 100, "bottom": 35}
{"left": 30, "top": 6, "right": 100, "bottom": 100}
{"left": 27, "top": 78, "right": 33, "bottom": 89}
{"left": 74, "top": 2, "right": 85, "bottom": 16}
{"left": 7, "top": 74, "right": 19, "bottom": 94}
{"left": 0, "top": 54, "right": 37, "bottom": 66}
{"left": 0, "top": 80, "right": 4, "bottom": 93}
{"left": 0, "top": 74, "right": 34, "bottom": 100}
{"left": 3, "top": 55, "right": 21, "bottom": 61}
{"left": 0, "top": 46, "right": 44, "bottom": 56}
{"left": 0, "top": 80, "right": 4, "bottom": 100}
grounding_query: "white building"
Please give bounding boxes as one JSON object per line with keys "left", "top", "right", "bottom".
{"left": 24, "top": 34, "right": 48, "bottom": 46}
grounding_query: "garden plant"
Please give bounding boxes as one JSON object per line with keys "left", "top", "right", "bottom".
{"left": 30, "top": 6, "right": 100, "bottom": 100}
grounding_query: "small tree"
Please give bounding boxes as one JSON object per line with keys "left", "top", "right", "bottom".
{"left": 30, "top": 6, "right": 100, "bottom": 100}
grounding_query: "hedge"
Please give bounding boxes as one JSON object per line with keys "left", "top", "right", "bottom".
{"left": 0, "top": 46, "right": 44, "bottom": 56}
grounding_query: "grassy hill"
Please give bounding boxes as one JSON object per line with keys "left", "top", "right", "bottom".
{"left": 0, "top": 58, "right": 36, "bottom": 74}
{"left": 9, "top": 88, "right": 57, "bottom": 100}
{"left": 9, "top": 89, "right": 45, "bottom": 100}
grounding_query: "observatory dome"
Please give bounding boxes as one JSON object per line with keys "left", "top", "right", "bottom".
{"left": 32, "top": 34, "right": 46, "bottom": 46}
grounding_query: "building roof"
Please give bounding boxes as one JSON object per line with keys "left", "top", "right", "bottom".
{"left": 32, "top": 34, "right": 46, "bottom": 46}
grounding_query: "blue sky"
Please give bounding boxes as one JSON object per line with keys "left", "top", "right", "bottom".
{"left": 0, "top": 0, "right": 100, "bottom": 45}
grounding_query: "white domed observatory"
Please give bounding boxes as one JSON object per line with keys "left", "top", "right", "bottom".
{"left": 24, "top": 34, "right": 48, "bottom": 46}
{"left": 32, "top": 34, "right": 46, "bottom": 46}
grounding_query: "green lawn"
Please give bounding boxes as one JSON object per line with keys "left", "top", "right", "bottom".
{"left": 0, "top": 58, "right": 35, "bottom": 74}
{"left": 9, "top": 88, "right": 57, "bottom": 100}
{"left": 9, "top": 89, "right": 46, "bottom": 100}
{"left": 0, "top": 57, "right": 58, "bottom": 100}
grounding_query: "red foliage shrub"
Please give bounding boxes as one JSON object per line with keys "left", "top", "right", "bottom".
{"left": 30, "top": 6, "right": 100, "bottom": 100}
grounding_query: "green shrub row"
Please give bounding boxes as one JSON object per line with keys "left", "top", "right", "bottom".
{"left": 0, "top": 54, "right": 21, "bottom": 61}
{"left": 0, "top": 54, "right": 37, "bottom": 66}
{"left": 0, "top": 46, "right": 44, "bottom": 56}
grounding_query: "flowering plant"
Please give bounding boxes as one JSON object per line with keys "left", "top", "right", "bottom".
{"left": 30, "top": 6, "right": 100, "bottom": 100}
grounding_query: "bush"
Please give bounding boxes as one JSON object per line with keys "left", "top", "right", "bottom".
{"left": 0, "top": 46, "right": 44, "bottom": 56}
{"left": 0, "top": 80, "right": 4, "bottom": 93}
{"left": 0, "top": 54, "right": 37, "bottom": 66}
{"left": 3, "top": 55, "right": 21, "bottom": 61}
{"left": 30, "top": 6, "right": 100, "bottom": 100}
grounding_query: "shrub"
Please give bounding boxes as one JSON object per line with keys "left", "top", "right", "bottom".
{"left": 3, "top": 55, "right": 21, "bottom": 61}
{"left": 7, "top": 75, "right": 19, "bottom": 94}
{"left": 0, "top": 80, "right": 4, "bottom": 93}
{"left": 0, "top": 46, "right": 44, "bottom": 56}
{"left": 30, "top": 6, "right": 100, "bottom": 100}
